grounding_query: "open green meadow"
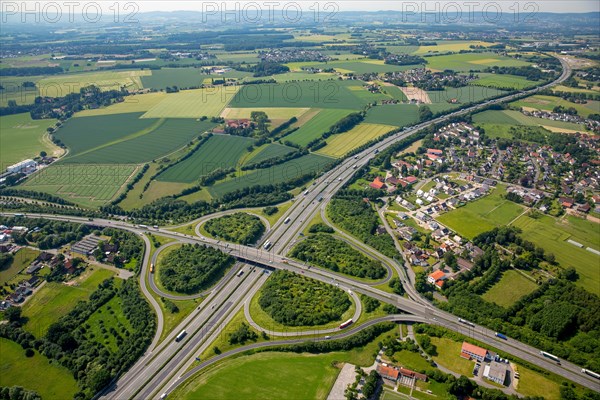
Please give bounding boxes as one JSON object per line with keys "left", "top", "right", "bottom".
{"left": 74, "top": 92, "right": 168, "bottom": 117}
{"left": 65, "top": 119, "right": 215, "bottom": 164}
{"left": 436, "top": 185, "right": 525, "bottom": 239}
{"left": 285, "top": 108, "right": 353, "bottom": 146}
{"left": 157, "top": 135, "right": 254, "bottom": 183}
{"left": 174, "top": 352, "right": 342, "bottom": 400}
{"left": 0, "top": 113, "right": 59, "bottom": 167}
{"left": 364, "top": 104, "right": 420, "bottom": 126}
{"left": 85, "top": 295, "right": 132, "bottom": 353}
{"left": 271, "top": 72, "right": 337, "bottom": 82}
{"left": 141, "top": 87, "right": 239, "bottom": 118}
{"left": 317, "top": 123, "right": 396, "bottom": 158}
{"left": 425, "top": 52, "right": 530, "bottom": 72}
{"left": 244, "top": 143, "right": 296, "bottom": 165}
{"left": 0, "top": 338, "right": 79, "bottom": 399}
{"left": 512, "top": 214, "right": 600, "bottom": 295}
{"left": 288, "top": 59, "right": 417, "bottom": 74}
{"left": 229, "top": 81, "right": 375, "bottom": 110}
{"left": 472, "top": 73, "right": 538, "bottom": 90}
{"left": 472, "top": 110, "right": 585, "bottom": 132}
{"left": 140, "top": 68, "right": 253, "bottom": 90}
{"left": 221, "top": 107, "right": 310, "bottom": 120}
{"left": 22, "top": 268, "right": 116, "bottom": 336}
{"left": 429, "top": 337, "right": 474, "bottom": 376}
{"left": 481, "top": 270, "right": 539, "bottom": 307}
{"left": 511, "top": 95, "right": 600, "bottom": 118}
{"left": 208, "top": 153, "right": 334, "bottom": 197}
{"left": 21, "top": 164, "right": 136, "bottom": 207}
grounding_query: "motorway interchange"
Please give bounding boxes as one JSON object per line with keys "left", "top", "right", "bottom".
{"left": 3, "top": 55, "right": 599, "bottom": 399}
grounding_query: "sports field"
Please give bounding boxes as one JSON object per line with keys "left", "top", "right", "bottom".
{"left": 21, "top": 164, "right": 136, "bottom": 207}
{"left": 142, "top": 87, "right": 240, "bottom": 118}
{"left": 512, "top": 214, "right": 600, "bottom": 295}
{"left": 63, "top": 118, "right": 215, "bottom": 164}
{"left": 157, "top": 135, "right": 254, "bottom": 183}
{"left": 425, "top": 52, "right": 530, "bottom": 72}
{"left": 471, "top": 73, "right": 538, "bottom": 90}
{"left": 317, "top": 123, "right": 396, "bottom": 157}
{"left": 208, "top": 153, "right": 334, "bottom": 197}
{"left": 0, "top": 113, "right": 59, "bottom": 167}
{"left": 285, "top": 109, "right": 354, "bottom": 146}
{"left": 229, "top": 81, "right": 372, "bottom": 110}
{"left": 21, "top": 268, "right": 116, "bottom": 335}
{"left": 472, "top": 110, "right": 585, "bottom": 132}
{"left": 244, "top": 143, "right": 296, "bottom": 165}
{"left": 482, "top": 270, "right": 539, "bottom": 307}
{"left": 436, "top": 185, "right": 525, "bottom": 239}
{"left": 511, "top": 95, "right": 600, "bottom": 118}
{"left": 35, "top": 69, "right": 149, "bottom": 97}
{"left": 364, "top": 104, "right": 420, "bottom": 126}
{"left": 0, "top": 338, "right": 79, "bottom": 399}
{"left": 174, "top": 352, "right": 342, "bottom": 400}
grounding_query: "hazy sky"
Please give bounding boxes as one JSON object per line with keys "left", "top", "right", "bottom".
{"left": 133, "top": 1, "right": 599, "bottom": 13}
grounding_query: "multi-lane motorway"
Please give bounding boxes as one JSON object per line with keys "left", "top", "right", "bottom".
{"left": 3, "top": 54, "right": 598, "bottom": 398}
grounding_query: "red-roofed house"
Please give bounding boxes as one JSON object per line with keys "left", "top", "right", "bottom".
{"left": 370, "top": 177, "right": 386, "bottom": 190}
{"left": 427, "top": 270, "right": 446, "bottom": 288}
{"left": 559, "top": 197, "right": 574, "bottom": 208}
{"left": 377, "top": 365, "right": 400, "bottom": 381}
{"left": 460, "top": 342, "right": 489, "bottom": 362}
{"left": 427, "top": 148, "right": 443, "bottom": 155}
{"left": 405, "top": 176, "right": 418, "bottom": 185}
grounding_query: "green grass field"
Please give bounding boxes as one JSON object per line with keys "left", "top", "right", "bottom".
{"left": 317, "top": 123, "right": 396, "bottom": 158}
{"left": 481, "top": 270, "right": 539, "bottom": 307}
{"left": 427, "top": 86, "right": 505, "bottom": 106}
{"left": 292, "top": 60, "right": 417, "bottom": 74}
{"left": 429, "top": 337, "right": 474, "bottom": 376}
{"left": 141, "top": 87, "right": 239, "bottom": 118}
{"left": 391, "top": 349, "right": 433, "bottom": 372}
{"left": 21, "top": 164, "right": 137, "bottom": 207}
{"left": 0, "top": 248, "right": 40, "bottom": 285}
{"left": 511, "top": 95, "right": 600, "bottom": 118}
{"left": 512, "top": 214, "right": 600, "bottom": 295}
{"left": 0, "top": 113, "right": 59, "bottom": 167}
{"left": 425, "top": 52, "right": 530, "bottom": 72}
{"left": 229, "top": 81, "right": 375, "bottom": 110}
{"left": 175, "top": 352, "right": 342, "bottom": 400}
{"left": 221, "top": 107, "right": 310, "bottom": 120}
{"left": 364, "top": 104, "right": 420, "bottom": 126}
{"left": 415, "top": 40, "right": 496, "bottom": 55}
{"left": 0, "top": 338, "right": 79, "bottom": 399}
{"left": 436, "top": 185, "right": 525, "bottom": 239}
{"left": 271, "top": 72, "right": 337, "bottom": 82}
{"left": 157, "top": 134, "right": 254, "bottom": 183}
{"left": 244, "top": 143, "right": 296, "bottom": 165}
{"left": 516, "top": 365, "right": 560, "bottom": 400}
{"left": 65, "top": 119, "right": 215, "bottom": 164}
{"left": 208, "top": 153, "right": 334, "bottom": 197}
{"left": 22, "top": 268, "right": 115, "bottom": 336}
{"left": 140, "top": 68, "right": 206, "bottom": 89}
{"left": 85, "top": 295, "right": 132, "bottom": 353}
{"left": 472, "top": 73, "right": 538, "bottom": 90}
{"left": 472, "top": 110, "right": 585, "bottom": 132}
{"left": 285, "top": 109, "right": 354, "bottom": 146}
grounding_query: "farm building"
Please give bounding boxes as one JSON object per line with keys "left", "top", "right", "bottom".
{"left": 7, "top": 159, "right": 37, "bottom": 174}
{"left": 71, "top": 235, "right": 103, "bottom": 256}
{"left": 483, "top": 361, "right": 508, "bottom": 385}
{"left": 460, "top": 342, "right": 489, "bottom": 362}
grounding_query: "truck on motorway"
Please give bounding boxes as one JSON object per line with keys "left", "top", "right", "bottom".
{"left": 263, "top": 240, "right": 272, "bottom": 250}
{"left": 284, "top": 217, "right": 291, "bottom": 224}
{"left": 540, "top": 351, "right": 560, "bottom": 363}
{"left": 458, "top": 318, "right": 475, "bottom": 327}
{"left": 303, "top": 190, "right": 309, "bottom": 195}
{"left": 175, "top": 329, "right": 187, "bottom": 342}
{"left": 339, "top": 319, "right": 353, "bottom": 329}
{"left": 582, "top": 369, "right": 600, "bottom": 379}
{"left": 236, "top": 269, "right": 244, "bottom": 277}
{"left": 14, "top": 213, "right": 23, "bottom": 218}
{"left": 138, "top": 224, "right": 148, "bottom": 229}
{"left": 495, "top": 332, "right": 508, "bottom": 340}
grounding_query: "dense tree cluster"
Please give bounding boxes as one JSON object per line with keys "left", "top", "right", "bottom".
{"left": 2, "top": 217, "right": 91, "bottom": 250}
{"left": 0, "top": 189, "right": 76, "bottom": 205}
{"left": 290, "top": 233, "right": 386, "bottom": 279}
{"left": 100, "top": 227, "right": 144, "bottom": 271}
{"left": 0, "top": 387, "right": 41, "bottom": 400}
{"left": 204, "top": 212, "right": 265, "bottom": 245}
{"left": 328, "top": 191, "right": 397, "bottom": 258}
{"left": 484, "top": 65, "right": 553, "bottom": 81}
{"left": 159, "top": 244, "right": 234, "bottom": 294}
{"left": 0, "top": 253, "right": 13, "bottom": 270}
{"left": 228, "top": 323, "right": 258, "bottom": 345}
{"left": 0, "top": 66, "right": 63, "bottom": 76}
{"left": 308, "top": 223, "right": 335, "bottom": 234}
{"left": 258, "top": 270, "right": 351, "bottom": 326}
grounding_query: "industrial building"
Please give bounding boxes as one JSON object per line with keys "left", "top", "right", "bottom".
{"left": 7, "top": 159, "right": 37, "bottom": 174}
